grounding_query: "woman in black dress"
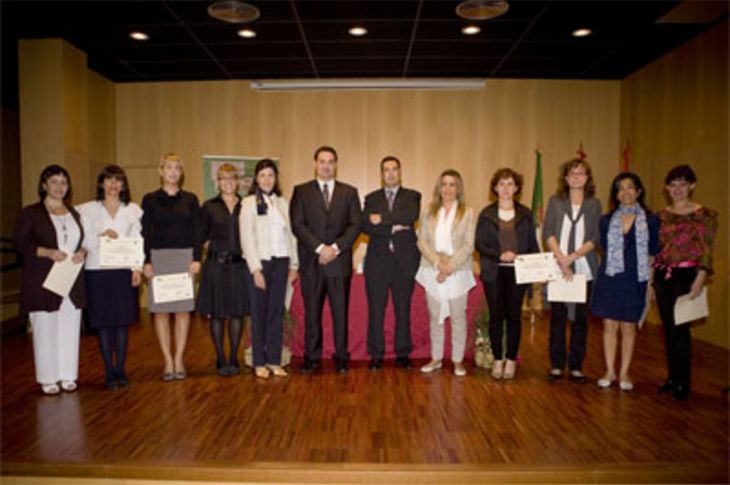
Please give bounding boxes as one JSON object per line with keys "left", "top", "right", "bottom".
{"left": 141, "top": 153, "right": 202, "bottom": 381}
{"left": 196, "top": 163, "right": 249, "bottom": 376}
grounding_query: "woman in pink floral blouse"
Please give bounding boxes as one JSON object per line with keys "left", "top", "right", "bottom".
{"left": 653, "top": 165, "right": 718, "bottom": 401}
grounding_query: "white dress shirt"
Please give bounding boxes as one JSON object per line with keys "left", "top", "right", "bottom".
{"left": 76, "top": 200, "right": 143, "bottom": 270}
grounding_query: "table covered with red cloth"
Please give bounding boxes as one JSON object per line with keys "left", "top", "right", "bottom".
{"left": 289, "top": 274, "right": 485, "bottom": 361}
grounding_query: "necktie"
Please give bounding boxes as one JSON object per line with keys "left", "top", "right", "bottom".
{"left": 386, "top": 190, "right": 395, "bottom": 211}
{"left": 322, "top": 183, "right": 330, "bottom": 209}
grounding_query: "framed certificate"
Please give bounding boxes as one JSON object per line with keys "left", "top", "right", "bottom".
{"left": 99, "top": 236, "right": 144, "bottom": 269}
{"left": 151, "top": 272, "right": 194, "bottom": 304}
{"left": 514, "top": 252, "right": 558, "bottom": 284}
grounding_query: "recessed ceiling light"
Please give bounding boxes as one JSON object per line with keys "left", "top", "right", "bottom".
{"left": 456, "top": 0, "right": 509, "bottom": 20}
{"left": 237, "top": 29, "right": 256, "bottom": 38}
{"left": 572, "top": 28, "right": 592, "bottom": 37}
{"left": 348, "top": 26, "right": 367, "bottom": 37}
{"left": 462, "top": 25, "right": 481, "bottom": 35}
{"left": 129, "top": 31, "right": 149, "bottom": 41}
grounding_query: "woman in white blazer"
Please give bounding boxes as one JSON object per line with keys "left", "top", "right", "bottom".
{"left": 240, "top": 159, "right": 299, "bottom": 379}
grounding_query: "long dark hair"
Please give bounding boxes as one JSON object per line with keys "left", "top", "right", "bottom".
{"left": 609, "top": 171, "right": 649, "bottom": 212}
{"left": 96, "top": 164, "right": 131, "bottom": 204}
{"left": 248, "top": 158, "right": 282, "bottom": 196}
{"left": 37, "top": 164, "right": 72, "bottom": 204}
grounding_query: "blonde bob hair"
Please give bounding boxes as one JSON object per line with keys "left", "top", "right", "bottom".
{"left": 159, "top": 152, "right": 184, "bottom": 171}
{"left": 428, "top": 168, "right": 466, "bottom": 222}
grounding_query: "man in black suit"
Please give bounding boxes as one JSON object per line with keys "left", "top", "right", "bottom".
{"left": 290, "top": 146, "right": 362, "bottom": 374}
{"left": 362, "top": 156, "right": 421, "bottom": 370}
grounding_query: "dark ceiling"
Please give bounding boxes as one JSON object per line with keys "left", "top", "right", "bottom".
{"left": 1, "top": 0, "right": 727, "bottom": 107}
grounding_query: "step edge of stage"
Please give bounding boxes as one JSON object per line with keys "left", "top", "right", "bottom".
{"left": 2, "top": 460, "right": 727, "bottom": 484}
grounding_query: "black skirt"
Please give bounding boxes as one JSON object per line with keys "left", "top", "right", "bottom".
{"left": 196, "top": 259, "right": 250, "bottom": 318}
{"left": 85, "top": 270, "right": 139, "bottom": 328}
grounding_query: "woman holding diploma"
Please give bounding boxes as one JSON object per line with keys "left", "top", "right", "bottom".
{"left": 653, "top": 165, "right": 717, "bottom": 401}
{"left": 416, "top": 169, "right": 475, "bottom": 377}
{"left": 77, "top": 165, "right": 143, "bottom": 390}
{"left": 196, "top": 164, "right": 249, "bottom": 376}
{"left": 591, "top": 172, "right": 659, "bottom": 391}
{"left": 142, "top": 153, "right": 202, "bottom": 381}
{"left": 542, "top": 159, "right": 601, "bottom": 383}
{"left": 240, "top": 159, "right": 298, "bottom": 379}
{"left": 475, "top": 168, "right": 538, "bottom": 380}
{"left": 13, "top": 165, "right": 86, "bottom": 395}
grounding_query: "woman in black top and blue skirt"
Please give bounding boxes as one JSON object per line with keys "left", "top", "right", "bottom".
{"left": 142, "top": 153, "right": 202, "bottom": 381}
{"left": 196, "top": 164, "right": 249, "bottom": 376}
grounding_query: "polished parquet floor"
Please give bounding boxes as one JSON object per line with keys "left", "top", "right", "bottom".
{"left": 1, "top": 311, "right": 728, "bottom": 484}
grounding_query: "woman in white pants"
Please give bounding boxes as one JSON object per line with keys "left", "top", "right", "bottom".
{"left": 416, "top": 169, "right": 476, "bottom": 377}
{"left": 13, "top": 165, "right": 86, "bottom": 394}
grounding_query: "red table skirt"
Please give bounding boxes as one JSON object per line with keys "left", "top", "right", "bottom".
{"left": 289, "top": 274, "right": 485, "bottom": 361}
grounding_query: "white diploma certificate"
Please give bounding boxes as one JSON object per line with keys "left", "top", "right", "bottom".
{"left": 547, "top": 274, "right": 587, "bottom": 303}
{"left": 514, "top": 252, "right": 558, "bottom": 284}
{"left": 674, "top": 286, "right": 709, "bottom": 325}
{"left": 152, "top": 272, "right": 194, "bottom": 304}
{"left": 42, "top": 258, "right": 84, "bottom": 298}
{"left": 99, "top": 236, "right": 144, "bottom": 269}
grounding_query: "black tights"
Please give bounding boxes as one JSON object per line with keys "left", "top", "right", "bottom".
{"left": 97, "top": 326, "right": 129, "bottom": 381}
{"left": 210, "top": 317, "right": 243, "bottom": 368}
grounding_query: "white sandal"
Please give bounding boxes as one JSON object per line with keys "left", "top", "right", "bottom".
{"left": 60, "top": 380, "right": 77, "bottom": 392}
{"left": 41, "top": 384, "right": 60, "bottom": 395}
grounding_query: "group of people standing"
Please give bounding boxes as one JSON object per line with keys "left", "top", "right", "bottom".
{"left": 13, "top": 146, "right": 716, "bottom": 403}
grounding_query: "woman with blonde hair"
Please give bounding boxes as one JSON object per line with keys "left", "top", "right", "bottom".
{"left": 142, "top": 153, "right": 202, "bottom": 381}
{"left": 475, "top": 168, "right": 539, "bottom": 380}
{"left": 416, "top": 169, "right": 476, "bottom": 377}
{"left": 196, "top": 163, "right": 249, "bottom": 376}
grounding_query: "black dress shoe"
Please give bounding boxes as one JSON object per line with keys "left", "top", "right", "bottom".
{"left": 672, "top": 384, "right": 690, "bottom": 401}
{"left": 658, "top": 380, "right": 676, "bottom": 393}
{"left": 299, "top": 358, "right": 320, "bottom": 374}
{"left": 395, "top": 357, "right": 413, "bottom": 369}
{"left": 335, "top": 359, "right": 348, "bottom": 374}
{"left": 369, "top": 358, "right": 383, "bottom": 371}
{"left": 115, "top": 372, "right": 129, "bottom": 389}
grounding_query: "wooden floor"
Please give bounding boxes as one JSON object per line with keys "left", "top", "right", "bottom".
{"left": 1, "top": 311, "right": 728, "bottom": 484}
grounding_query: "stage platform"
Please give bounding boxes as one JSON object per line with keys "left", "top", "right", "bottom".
{"left": 1, "top": 310, "right": 728, "bottom": 484}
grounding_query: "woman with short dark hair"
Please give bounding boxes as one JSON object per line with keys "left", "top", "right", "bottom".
{"left": 13, "top": 165, "right": 86, "bottom": 394}
{"left": 475, "top": 167, "right": 539, "bottom": 380}
{"left": 77, "top": 165, "right": 143, "bottom": 389}
{"left": 653, "top": 165, "right": 718, "bottom": 400}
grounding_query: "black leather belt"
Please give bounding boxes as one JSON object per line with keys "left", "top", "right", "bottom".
{"left": 207, "top": 250, "right": 243, "bottom": 264}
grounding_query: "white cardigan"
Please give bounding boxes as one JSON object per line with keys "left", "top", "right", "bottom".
{"left": 239, "top": 194, "right": 299, "bottom": 274}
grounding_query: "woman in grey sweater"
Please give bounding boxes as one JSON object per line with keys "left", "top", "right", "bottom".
{"left": 542, "top": 159, "right": 601, "bottom": 383}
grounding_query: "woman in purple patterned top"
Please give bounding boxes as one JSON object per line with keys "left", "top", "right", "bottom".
{"left": 653, "top": 165, "right": 718, "bottom": 401}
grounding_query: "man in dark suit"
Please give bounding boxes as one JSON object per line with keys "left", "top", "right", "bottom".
{"left": 362, "top": 156, "right": 421, "bottom": 370}
{"left": 290, "top": 146, "right": 362, "bottom": 374}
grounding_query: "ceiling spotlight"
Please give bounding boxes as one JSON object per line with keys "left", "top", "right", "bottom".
{"left": 348, "top": 26, "right": 368, "bottom": 37}
{"left": 462, "top": 25, "right": 481, "bottom": 35}
{"left": 456, "top": 0, "right": 509, "bottom": 20}
{"left": 208, "top": 1, "right": 260, "bottom": 23}
{"left": 129, "top": 31, "right": 149, "bottom": 41}
{"left": 237, "top": 28, "right": 257, "bottom": 38}
{"left": 572, "top": 28, "right": 592, "bottom": 37}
